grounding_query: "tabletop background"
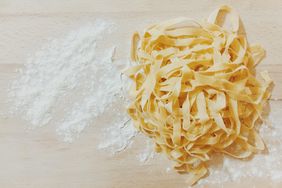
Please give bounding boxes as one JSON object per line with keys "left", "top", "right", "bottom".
{"left": 0, "top": 0, "right": 282, "bottom": 187}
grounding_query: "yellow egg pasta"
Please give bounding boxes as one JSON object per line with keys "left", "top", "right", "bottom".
{"left": 124, "top": 5, "right": 272, "bottom": 185}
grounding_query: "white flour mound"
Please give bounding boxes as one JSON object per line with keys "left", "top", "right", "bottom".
{"left": 9, "top": 20, "right": 126, "bottom": 142}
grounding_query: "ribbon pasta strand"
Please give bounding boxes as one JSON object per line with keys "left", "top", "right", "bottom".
{"left": 125, "top": 5, "right": 272, "bottom": 185}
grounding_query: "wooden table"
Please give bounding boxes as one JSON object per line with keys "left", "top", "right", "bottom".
{"left": 0, "top": 1, "right": 281, "bottom": 187}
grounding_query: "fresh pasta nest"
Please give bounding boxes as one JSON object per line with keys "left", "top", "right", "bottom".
{"left": 124, "top": 6, "right": 272, "bottom": 185}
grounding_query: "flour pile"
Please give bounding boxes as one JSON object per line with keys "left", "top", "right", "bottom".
{"left": 9, "top": 20, "right": 133, "bottom": 143}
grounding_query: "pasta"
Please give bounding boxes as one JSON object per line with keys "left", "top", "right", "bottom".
{"left": 124, "top": 5, "right": 272, "bottom": 185}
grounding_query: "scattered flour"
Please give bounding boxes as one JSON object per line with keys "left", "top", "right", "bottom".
{"left": 8, "top": 18, "right": 139, "bottom": 147}
{"left": 55, "top": 47, "right": 121, "bottom": 142}
{"left": 9, "top": 20, "right": 128, "bottom": 143}
{"left": 95, "top": 62, "right": 140, "bottom": 153}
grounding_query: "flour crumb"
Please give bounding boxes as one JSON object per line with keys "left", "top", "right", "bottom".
{"left": 166, "top": 167, "right": 172, "bottom": 173}
{"left": 137, "top": 138, "right": 156, "bottom": 163}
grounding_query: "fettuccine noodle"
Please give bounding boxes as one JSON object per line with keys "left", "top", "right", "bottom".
{"left": 124, "top": 5, "right": 272, "bottom": 185}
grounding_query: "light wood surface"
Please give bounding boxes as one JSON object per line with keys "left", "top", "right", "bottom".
{"left": 0, "top": 1, "right": 282, "bottom": 187}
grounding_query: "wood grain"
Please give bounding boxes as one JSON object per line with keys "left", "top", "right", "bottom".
{"left": 0, "top": 1, "right": 281, "bottom": 188}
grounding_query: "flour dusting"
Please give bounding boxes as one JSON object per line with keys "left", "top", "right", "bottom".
{"left": 56, "top": 47, "right": 121, "bottom": 142}
{"left": 9, "top": 20, "right": 126, "bottom": 142}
